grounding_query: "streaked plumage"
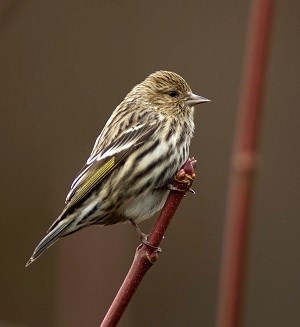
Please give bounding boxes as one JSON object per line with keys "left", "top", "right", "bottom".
{"left": 26, "top": 70, "right": 210, "bottom": 266}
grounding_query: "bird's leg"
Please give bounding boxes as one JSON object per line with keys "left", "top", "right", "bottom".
{"left": 129, "top": 219, "right": 161, "bottom": 252}
{"left": 130, "top": 219, "right": 147, "bottom": 241}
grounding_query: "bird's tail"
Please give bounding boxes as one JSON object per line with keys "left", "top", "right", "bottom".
{"left": 25, "top": 217, "right": 74, "bottom": 267}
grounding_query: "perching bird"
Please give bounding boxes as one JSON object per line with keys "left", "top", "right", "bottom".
{"left": 26, "top": 70, "right": 210, "bottom": 267}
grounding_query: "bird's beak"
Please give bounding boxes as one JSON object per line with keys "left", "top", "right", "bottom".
{"left": 186, "top": 92, "right": 211, "bottom": 107}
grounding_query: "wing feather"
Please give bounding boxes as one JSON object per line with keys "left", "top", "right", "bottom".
{"left": 48, "top": 122, "right": 158, "bottom": 233}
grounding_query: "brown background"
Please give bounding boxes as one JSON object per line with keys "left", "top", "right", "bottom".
{"left": 0, "top": 1, "right": 299, "bottom": 326}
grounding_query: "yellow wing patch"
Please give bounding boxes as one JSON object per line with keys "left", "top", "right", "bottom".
{"left": 66, "top": 157, "right": 115, "bottom": 209}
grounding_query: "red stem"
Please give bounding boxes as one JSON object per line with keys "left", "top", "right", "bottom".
{"left": 216, "top": 1, "right": 275, "bottom": 327}
{"left": 100, "top": 158, "right": 196, "bottom": 327}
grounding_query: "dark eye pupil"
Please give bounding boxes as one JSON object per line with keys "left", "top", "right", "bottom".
{"left": 169, "top": 91, "right": 178, "bottom": 97}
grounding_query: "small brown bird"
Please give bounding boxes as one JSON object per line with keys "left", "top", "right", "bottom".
{"left": 26, "top": 70, "right": 210, "bottom": 266}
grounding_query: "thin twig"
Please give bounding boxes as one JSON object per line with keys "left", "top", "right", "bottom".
{"left": 100, "top": 158, "right": 197, "bottom": 327}
{"left": 216, "top": 1, "right": 275, "bottom": 326}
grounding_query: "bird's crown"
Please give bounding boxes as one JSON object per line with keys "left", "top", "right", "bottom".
{"left": 143, "top": 70, "right": 191, "bottom": 94}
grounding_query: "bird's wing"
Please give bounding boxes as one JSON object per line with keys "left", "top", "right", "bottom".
{"left": 48, "top": 122, "right": 158, "bottom": 232}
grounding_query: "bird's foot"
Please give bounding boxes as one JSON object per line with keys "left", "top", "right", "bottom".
{"left": 168, "top": 183, "right": 195, "bottom": 194}
{"left": 168, "top": 184, "right": 184, "bottom": 192}
{"left": 130, "top": 219, "right": 162, "bottom": 252}
{"left": 141, "top": 237, "right": 162, "bottom": 252}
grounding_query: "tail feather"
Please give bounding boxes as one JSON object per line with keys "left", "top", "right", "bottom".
{"left": 25, "top": 218, "right": 74, "bottom": 267}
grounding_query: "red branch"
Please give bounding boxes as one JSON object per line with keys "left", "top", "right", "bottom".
{"left": 216, "top": 1, "right": 275, "bottom": 327}
{"left": 100, "top": 158, "right": 196, "bottom": 327}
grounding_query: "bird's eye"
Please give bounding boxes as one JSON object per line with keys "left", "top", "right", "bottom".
{"left": 168, "top": 90, "right": 179, "bottom": 97}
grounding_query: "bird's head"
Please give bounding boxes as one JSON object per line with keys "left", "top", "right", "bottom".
{"left": 137, "top": 70, "right": 210, "bottom": 115}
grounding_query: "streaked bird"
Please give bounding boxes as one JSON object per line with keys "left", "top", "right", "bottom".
{"left": 26, "top": 70, "right": 210, "bottom": 267}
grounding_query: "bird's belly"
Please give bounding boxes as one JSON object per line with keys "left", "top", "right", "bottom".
{"left": 123, "top": 189, "right": 169, "bottom": 223}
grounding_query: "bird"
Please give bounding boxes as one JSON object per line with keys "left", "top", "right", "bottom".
{"left": 26, "top": 70, "right": 210, "bottom": 267}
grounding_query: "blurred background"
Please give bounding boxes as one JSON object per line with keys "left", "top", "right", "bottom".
{"left": 0, "top": 1, "right": 299, "bottom": 326}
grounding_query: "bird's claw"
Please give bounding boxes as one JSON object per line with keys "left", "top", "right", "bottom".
{"left": 168, "top": 183, "right": 195, "bottom": 194}
{"left": 141, "top": 238, "right": 162, "bottom": 252}
{"left": 168, "top": 184, "right": 185, "bottom": 192}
